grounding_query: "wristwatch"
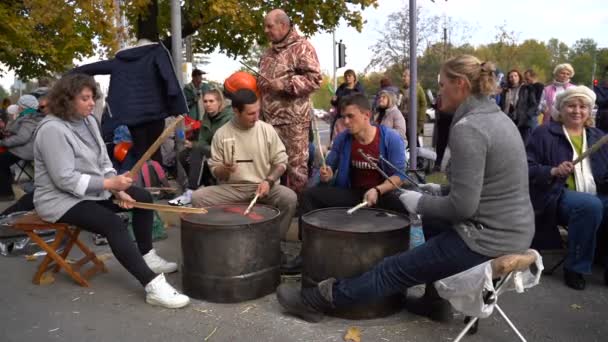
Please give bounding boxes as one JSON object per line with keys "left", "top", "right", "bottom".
{"left": 374, "top": 186, "right": 382, "bottom": 196}
{"left": 264, "top": 178, "right": 275, "bottom": 188}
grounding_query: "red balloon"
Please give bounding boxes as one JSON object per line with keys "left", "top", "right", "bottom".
{"left": 113, "top": 141, "right": 133, "bottom": 162}
{"left": 224, "top": 71, "right": 258, "bottom": 95}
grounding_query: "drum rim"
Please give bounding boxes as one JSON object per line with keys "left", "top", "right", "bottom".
{"left": 301, "top": 207, "right": 410, "bottom": 233}
{"left": 181, "top": 203, "right": 281, "bottom": 226}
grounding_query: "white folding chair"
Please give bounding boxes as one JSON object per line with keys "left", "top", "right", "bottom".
{"left": 436, "top": 249, "right": 542, "bottom": 342}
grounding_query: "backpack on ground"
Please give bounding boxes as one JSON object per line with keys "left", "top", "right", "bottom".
{"left": 135, "top": 160, "right": 171, "bottom": 189}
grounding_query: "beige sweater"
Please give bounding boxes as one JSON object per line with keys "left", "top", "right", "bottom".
{"left": 209, "top": 119, "right": 288, "bottom": 185}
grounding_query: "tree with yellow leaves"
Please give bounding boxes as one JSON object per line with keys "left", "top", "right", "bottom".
{"left": 0, "top": 0, "right": 378, "bottom": 80}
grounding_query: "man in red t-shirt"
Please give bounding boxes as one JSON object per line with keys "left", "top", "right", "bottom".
{"left": 281, "top": 93, "right": 407, "bottom": 274}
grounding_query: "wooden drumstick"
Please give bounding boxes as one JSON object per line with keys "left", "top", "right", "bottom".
{"left": 244, "top": 194, "right": 259, "bottom": 215}
{"left": 129, "top": 115, "right": 185, "bottom": 177}
{"left": 573, "top": 135, "right": 608, "bottom": 165}
{"left": 112, "top": 200, "right": 208, "bottom": 214}
{"left": 347, "top": 201, "right": 368, "bottom": 215}
{"left": 312, "top": 118, "right": 326, "bottom": 167}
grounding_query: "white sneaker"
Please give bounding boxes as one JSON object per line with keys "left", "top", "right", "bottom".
{"left": 145, "top": 274, "right": 190, "bottom": 309}
{"left": 168, "top": 189, "right": 193, "bottom": 206}
{"left": 143, "top": 249, "right": 178, "bottom": 274}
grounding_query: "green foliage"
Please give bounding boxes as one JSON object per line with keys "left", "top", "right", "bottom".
{"left": 311, "top": 74, "right": 334, "bottom": 110}
{"left": 0, "top": 85, "right": 8, "bottom": 100}
{"left": 1, "top": 0, "right": 378, "bottom": 79}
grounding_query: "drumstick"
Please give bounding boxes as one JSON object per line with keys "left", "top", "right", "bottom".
{"left": 243, "top": 194, "right": 259, "bottom": 215}
{"left": 378, "top": 155, "right": 423, "bottom": 191}
{"left": 144, "top": 187, "right": 178, "bottom": 192}
{"left": 129, "top": 115, "right": 184, "bottom": 177}
{"left": 358, "top": 149, "right": 401, "bottom": 190}
{"left": 312, "top": 118, "right": 326, "bottom": 167}
{"left": 112, "top": 200, "right": 208, "bottom": 214}
{"left": 238, "top": 61, "right": 270, "bottom": 83}
{"left": 573, "top": 135, "right": 608, "bottom": 165}
{"left": 346, "top": 201, "right": 368, "bottom": 215}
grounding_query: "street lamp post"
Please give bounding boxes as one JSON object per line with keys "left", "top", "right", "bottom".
{"left": 408, "top": 0, "right": 418, "bottom": 170}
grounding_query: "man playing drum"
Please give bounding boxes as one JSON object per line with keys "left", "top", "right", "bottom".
{"left": 281, "top": 93, "right": 407, "bottom": 273}
{"left": 191, "top": 89, "right": 297, "bottom": 242}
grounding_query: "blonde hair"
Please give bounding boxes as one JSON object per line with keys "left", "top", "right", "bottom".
{"left": 555, "top": 97, "right": 594, "bottom": 127}
{"left": 377, "top": 90, "right": 396, "bottom": 108}
{"left": 553, "top": 63, "right": 575, "bottom": 78}
{"left": 203, "top": 88, "right": 225, "bottom": 111}
{"left": 441, "top": 55, "right": 497, "bottom": 96}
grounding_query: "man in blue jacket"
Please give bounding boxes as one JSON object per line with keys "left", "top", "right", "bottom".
{"left": 282, "top": 93, "right": 407, "bottom": 273}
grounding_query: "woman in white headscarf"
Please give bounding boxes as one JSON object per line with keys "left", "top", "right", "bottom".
{"left": 539, "top": 63, "right": 575, "bottom": 125}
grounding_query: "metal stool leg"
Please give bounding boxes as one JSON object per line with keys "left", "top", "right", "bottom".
{"left": 495, "top": 305, "right": 527, "bottom": 342}
{"left": 454, "top": 316, "right": 479, "bottom": 342}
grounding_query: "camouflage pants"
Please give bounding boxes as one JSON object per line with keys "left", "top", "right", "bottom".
{"left": 273, "top": 122, "right": 310, "bottom": 194}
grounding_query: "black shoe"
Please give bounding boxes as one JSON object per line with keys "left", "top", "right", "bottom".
{"left": 281, "top": 254, "right": 302, "bottom": 275}
{"left": 276, "top": 278, "right": 335, "bottom": 323}
{"left": 405, "top": 284, "right": 453, "bottom": 323}
{"left": 0, "top": 194, "right": 15, "bottom": 202}
{"left": 563, "top": 269, "right": 586, "bottom": 290}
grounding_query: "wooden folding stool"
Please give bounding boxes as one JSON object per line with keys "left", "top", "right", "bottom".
{"left": 12, "top": 212, "right": 108, "bottom": 287}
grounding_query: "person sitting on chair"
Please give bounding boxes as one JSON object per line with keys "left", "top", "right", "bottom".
{"left": 527, "top": 85, "right": 608, "bottom": 290}
{"left": 0, "top": 95, "right": 44, "bottom": 201}
{"left": 276, "top": 55, "right": 534, "bottom": 323}
{"left": 191, "top": 89, "right": 297, "bottom": 246}
{"left": 281, "top": 93, "right": 407, "bottom": 274}
{"left": 169, "top": 88, "right": 233, "bottom": 206}
{"left": 33, "top": 73, "right": 189, "bottom": 309}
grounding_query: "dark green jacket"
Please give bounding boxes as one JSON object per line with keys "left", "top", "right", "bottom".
{"left": 194, "top": 107, "right": 233, "bottom": 155}
{"left": 183, "top": 82, "right": 211, "bottom": 120}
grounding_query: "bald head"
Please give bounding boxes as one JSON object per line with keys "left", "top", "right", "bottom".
{"left": 264, "top": 9, "right": 291, "bottom": 43}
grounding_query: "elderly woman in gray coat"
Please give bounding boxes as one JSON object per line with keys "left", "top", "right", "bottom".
{"left": 374, "top": 90, "right": 406, "bottom": 141}
{"left": 33, "top": 73, "right": 189, "bottom": 309}
{"left": 0, "top": 95, "right": 44, "bottom": 200}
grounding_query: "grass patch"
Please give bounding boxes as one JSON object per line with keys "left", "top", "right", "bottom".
{"left": 425, "top": 171, "right": 448, "bottom": 185}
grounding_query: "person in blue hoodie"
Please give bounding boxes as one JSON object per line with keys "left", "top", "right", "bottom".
{"left": 281, "top": 93, "right": 407, "bottom": 274}
{"left": 71, "top": 40, "right": 187, "bottom": 164}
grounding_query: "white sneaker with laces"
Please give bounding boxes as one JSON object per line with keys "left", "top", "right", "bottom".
{"left": 145, "top": 274, "right": 190, "bottom": 309}
{"left": 168, "top": 189, "right": 193, "bottom": 206}
{"left": 143, "top": 249, "right": 178, "bottom": 274}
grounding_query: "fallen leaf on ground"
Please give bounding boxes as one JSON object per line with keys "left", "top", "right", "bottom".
{"left": 39, "top": 273, "right": 55, "bottom": 285}
{"left": 48, "top": 328, "right": 59, "bottom": 332}
{"left": 570, "top": 304, "right": 583, "bottom": 310}
{"left": 193, "top": 308, "right": 209, "bottom": 313}
{"left": 25, "top": 254, "right": 37, "bottom": 261}
{"left": 344, "top": 326, "right": 361, "bottom": 342}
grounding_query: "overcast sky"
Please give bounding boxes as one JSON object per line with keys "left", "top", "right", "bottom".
{"left": 1, "top": 0, "right": 607, "bottom": 92}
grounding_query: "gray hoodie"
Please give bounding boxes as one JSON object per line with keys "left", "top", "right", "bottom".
{"left": 417, "top": 95, "right": 534, "bottom": 257}
{"left": 33, "top": 115, "right": 117, "bottom": 222}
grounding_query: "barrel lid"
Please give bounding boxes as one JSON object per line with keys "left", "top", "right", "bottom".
{"left": 302, "top": 207, "right": 410, "bottom": 233}
{"left": 182, "top": 204, "right": 280, "bottom": 226}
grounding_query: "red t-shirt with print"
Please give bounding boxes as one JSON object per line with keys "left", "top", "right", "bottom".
{"left": 350, "top": 128, "right": 384, "bottom": 190}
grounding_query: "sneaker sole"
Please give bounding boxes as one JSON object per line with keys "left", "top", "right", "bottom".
{"left": 146, "top": 297, "right": 190, "bottom": 309}
{"left": 150, "top": 266, "right": 178, "bottom": 274}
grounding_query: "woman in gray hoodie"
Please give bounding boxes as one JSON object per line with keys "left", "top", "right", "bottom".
{"left": 276, "top": 55, "right": 534, "bottom": 323}
{"left": 34, "top": 74, "right": 189, "bottom": 309}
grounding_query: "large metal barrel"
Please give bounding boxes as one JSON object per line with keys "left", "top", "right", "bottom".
{"left": 301, "top": 207, "right": 410, "bottom": 319}
{"left": 181, "top": 203, "right": 281, "bottom": 303}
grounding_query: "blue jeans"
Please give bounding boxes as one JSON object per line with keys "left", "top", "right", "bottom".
{"left": 557, "top": 190, "right": 608, "bottom": 274}
{"left": 332, "top": 219, "right": 491, "bottom": 307}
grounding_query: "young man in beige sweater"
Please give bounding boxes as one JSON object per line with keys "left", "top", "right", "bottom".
{"left": 191, "top": 89, "right": 297, "bottom": 239}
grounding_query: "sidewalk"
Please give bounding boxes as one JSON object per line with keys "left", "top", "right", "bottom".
{"left": 1, "top": 197, "right": 608, "bottom": 342}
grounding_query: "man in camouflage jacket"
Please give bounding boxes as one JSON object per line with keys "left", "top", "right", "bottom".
{"left": 258, "top": 9, "right": 322, "bottom": 193}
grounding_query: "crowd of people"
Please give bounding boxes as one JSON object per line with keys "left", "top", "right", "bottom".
{"left": 2, "top": 7, "right": 608, "bottom": 326}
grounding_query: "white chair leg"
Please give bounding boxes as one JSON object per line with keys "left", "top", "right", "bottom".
{"left": 496, "top": 305, "right": 527, "bottom": 342}
{"left": 454, "top": 316, "right": 479, "bottom": 342}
